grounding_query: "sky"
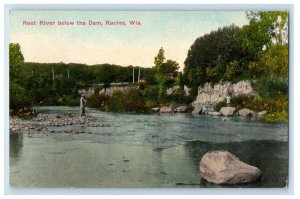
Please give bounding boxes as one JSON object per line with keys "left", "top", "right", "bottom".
{"left": 9, "top": 11, "right": 249, "bottom": 70}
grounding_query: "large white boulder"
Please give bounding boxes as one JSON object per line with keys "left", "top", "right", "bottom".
{"left": 199, "top": 150, "right": 262, "bottom": 184}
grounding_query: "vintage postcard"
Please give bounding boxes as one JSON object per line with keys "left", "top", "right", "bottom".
{"left": 9, "top": 9, "right": 289, "bottom": 189}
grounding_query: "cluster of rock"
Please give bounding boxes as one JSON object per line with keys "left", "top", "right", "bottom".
{"left": 208, "top": 107, "right": 267, "bottom": 118}
{"left": 152, "top": 105, "right": 191, "bottom": 114}
{"left": 153, "top": 104, "right": 267, "bottom": 118}
{"left": 194, "top": 80, "right": 256, "bottom": 106}
{"left": 199, "top": 150, "right": 262, "bottom": 184}
{"left": 10, "top": 113, "right": 95, "bottom": 133}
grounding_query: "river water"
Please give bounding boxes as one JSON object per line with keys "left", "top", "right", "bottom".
{"left": 10, "top": 106, "right": 288, "bottom": 188}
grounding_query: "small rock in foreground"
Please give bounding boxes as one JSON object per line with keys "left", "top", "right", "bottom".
{"left": 199, "top": 150, "right": 262, "bottom": 185}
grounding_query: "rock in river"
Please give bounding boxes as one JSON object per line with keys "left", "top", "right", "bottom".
{"left": 257, "top": 110, "right": 267, "bottom": 117}
{"left": 220, "top": 107, "right": 236, "bottom": 117}
{"left": 192, "top": 106, "right": 202, "bottom": 114}
{"left": 160, "top": 106, "right": 172, "bottom": 113}
{"left": 238, "top": 108, "right": 256, "bottom": 117}
{"left": 199, "top": 150, "right": 262, "bottom": 184}
{"left": 174, "top": 106, "right": 188, "bottom": 113}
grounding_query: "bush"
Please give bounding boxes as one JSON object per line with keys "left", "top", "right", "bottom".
{"left": 215, "top": 101, "right": 227, "bottom": 111}
{"left": 106, "top": 89, "right": 147, "bottom": 112}
{"left": 106, "top": 91, "right": 127, "bottom": 112}
{"left": 10, "top": 82, "right": 32, "bottom": 110}
{"left": 145, "top": 100, "right": 158, "bottom": 109}
{"left": 143, "top": 85, "right": 159, "bottom": 101}
{"left": 125, "top": 89, "right": 146, "bottom": 112}
{"left": 262, "top": 110, "right": 288, "bottom": 122}
{"left": 253, "top": 77, "right": 288, "bottom": 99}
{"left": 166, "top": 88, "right": 193, "bottom": 104}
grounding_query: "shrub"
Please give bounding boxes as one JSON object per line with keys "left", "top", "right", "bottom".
{"left": 106, "top": 90, "right": 127, "bottom": 112}
{"left": 125, "top": 89, "right": 146, "bottom": 112}
{"left": 10, "top": 82, "right": 32, "bottom": 110}
{"left": 145, "top": 100, "right": 158, "bottom": 109}
{"left": 166, "top": 88, "right": 193, "bottom": 104}
{"left": 106, "top": 89, "right": 146, "bottom": 112}
{"left": 143, "top": 85, "right": 159, "bottom": 101}
{"left": 262, "top": 110, "right": 288, "bottom": 122}
{"left": 215, "top": 101, "right": 227, "bottom": 111}
{"left": 253, "top": 76, "right": 288, "bottom": 99}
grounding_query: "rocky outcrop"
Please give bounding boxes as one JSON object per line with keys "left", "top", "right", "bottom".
{"left": 199, "top": 150, "right": 262, "bottom": 184}
{"left": 220, "top": 107, "right": 236, "bottom": 117}
{"left": 194, "top": 80, "right": 256, "bottom": 106}
{"left": 238, "top": 108, "right": 256, "bottom": 117}
{"left": 160, "top": 106, "right": 172, "bottom": 113}
{"left": 174, "top": 106, "right": 188, "bottom": 113}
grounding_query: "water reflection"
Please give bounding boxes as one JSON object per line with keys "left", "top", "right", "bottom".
{"left": 10, "top": 133, "right": 23, "bottom": 158}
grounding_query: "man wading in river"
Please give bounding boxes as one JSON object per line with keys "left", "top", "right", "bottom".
{"left": 80, "top": 94, "right": 87, "bottom": 116}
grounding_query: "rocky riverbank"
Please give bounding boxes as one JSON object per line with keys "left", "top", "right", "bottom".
{"left": 9, "top": 113, "right": 96, "bottom": 133}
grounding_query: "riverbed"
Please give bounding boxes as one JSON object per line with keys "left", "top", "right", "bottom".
{"left": 9, "top": 106, "right": 288, "bottom": 188}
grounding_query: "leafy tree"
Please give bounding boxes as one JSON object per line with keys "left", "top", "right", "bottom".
{"left": 153, "top": 47, "right": 179, "bottom": 101}
{"left": 9, "top": 43, "right": 24, "bottom": 81}
{"left": 9, "top": 43, "right": 33, "bottom": 110}
{"left": 183, "top": 25, "right": 247, "bottom": 94}
{"left": 242, "top": 11, "right": 288, "bottom": 57}
{"left": 253, "top": 44, "right": 288, "bottom": 78}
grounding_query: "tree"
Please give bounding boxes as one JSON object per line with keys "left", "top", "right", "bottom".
{"left": 153, "top": 47, "right": 165, "bottom": 71}
{"left": 242, "top": 11, "right": 288, "bottom": 57}
{"left": 257, "top": 44, "right": 288, "bottom": 77}
{"left": 9, "top": 43, "right": 33, "bottom": 110}
{"left": 9, "top": 43, "right": 24, "bottom": 81}
{"left": 153, "top": 47, "right": 179, "bottom": 101}
{"left": 183, "top": 25, "right": 247, "bottom": 93}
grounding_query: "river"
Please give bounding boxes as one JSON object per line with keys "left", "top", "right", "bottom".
{"left": 9, "top": 106, "right": 288, "bottom": 188}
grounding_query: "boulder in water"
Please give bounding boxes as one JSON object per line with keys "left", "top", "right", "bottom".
{"left": 220, "top": 107, "right": 236, "bottom": 117}
{"left": 159, "top": 106, "right": 172, "bottom": 113}
{"left": 192, "top": 106, "right": 202, "bottom": 114}
{"left": 199, "top": 150, "right": 262, "bottom": 184}
{"left": 238, "top": 108, "right": 256, "bottom": 117}
{"left": 257, "top": 110, "right": 267, "bottom": 117}
{"left": 174, "top": 106, "right": 188, "bottom": 113}
{"left": 151, "top": 107, "right": 160, "bottom": 112}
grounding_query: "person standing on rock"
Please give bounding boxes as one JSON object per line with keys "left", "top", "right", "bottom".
{"left": 80, "top": 94, "right": 87, "bottom": 116}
